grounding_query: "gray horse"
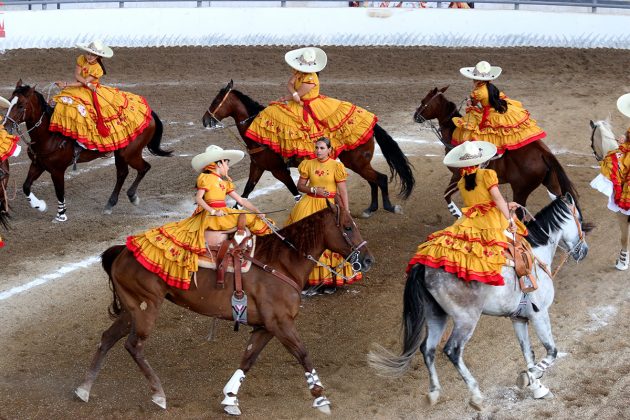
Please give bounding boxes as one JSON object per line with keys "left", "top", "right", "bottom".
{"left": 369, "top": 194, "right": 589, "bottom": 410}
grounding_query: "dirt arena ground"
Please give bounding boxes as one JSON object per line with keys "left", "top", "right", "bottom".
{"left": 1, "top": 46, "right": 629, "bottom": 420}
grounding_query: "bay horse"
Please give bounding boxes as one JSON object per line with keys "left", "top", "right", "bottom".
{"left": 369, "top": 194, "right": 589, "bottom": 409}
{"left": 0, "top": 158, "right": 10, "bottom": 231}
{"left": 589, "top": 119, "right": 629, "bottom": 270}
{"left": 74, "top": 201, "right": 373, "bottom": 416}
{"left": 414, "top": 86, "right": 578, "bottom": 219}
{"left": 202, "top": 80, "right": 415, "bottom": 218}
{"left": 5, "top": 80, "right": 172, "bottom": 222}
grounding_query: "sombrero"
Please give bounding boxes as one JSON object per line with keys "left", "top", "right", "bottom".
{"left": 76, "top": 40, "right": 114, "bottom": 58}
{"left": 460, "top": 61, "right": 502, "bottom": 81}
{"left": 0, "top": 96, "right": 11, "bottom": 109}
{"left": 191, "top": 145, "right": 244, "bottom": 173}
{"left": 617, "top": 93, "right": 630, "bottom": 118}
{"left": 284, "top": 47, "right": 327, "bottom": 73}
{"left": 443, "top": 141, "right": 497, "bottom": 168}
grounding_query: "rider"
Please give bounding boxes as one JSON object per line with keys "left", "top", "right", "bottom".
{"left": 407, "top": 140, "right": 526, "bottom": 285}
{"left": 127, "top": 145, "right": 274, "bottom": 289}
{"left": 245, "top": 47, "right": 377, "bottom": 160}
{"left": 51, "top": 40, "right": 152, "bottom": 152}
{"left": 285, "top": 137, "right": 361, "bottom": 295}
{"left": 452, "top": 61, "right": 546, "bottom": 156}
{"left": 0, "top": 96, "right": 20, "bottom": 248}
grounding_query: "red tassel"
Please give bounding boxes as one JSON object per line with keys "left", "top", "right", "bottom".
{"left": 90, "top": 88, "right": 110, "bottom": 137}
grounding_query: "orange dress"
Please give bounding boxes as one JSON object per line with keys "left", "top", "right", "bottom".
{"left": 50, "top": 55, "right": 152, "bottom": 152}
{"left": 597, "top": 142, "right": 630, "bottom": 212}
{"left": 246, "top": 72, "right": 377, "bottom": 159}
{"left": 452, "top": 83, "right": 546, "bottom": 154}
{"left": 286, "top": 157, "right": 362, "bottom": 286}
{"left": 407, "top": 168, "right": 526, "bottom": 286}
{"left": 127, "top": 172, "right": 272, "bottom": 290}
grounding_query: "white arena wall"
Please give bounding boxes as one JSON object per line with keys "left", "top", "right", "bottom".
{"left": 1, "top": 7, "right": 629, "bottom": 50}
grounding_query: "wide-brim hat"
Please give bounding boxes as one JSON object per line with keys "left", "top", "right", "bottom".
{"left": 617, "top": 93, "right": 630, "bottom": 118}
{"left": 443, "top": 140, "right": 497, "bottom": 168}
{"left": 76, "top": 40, "right": 113, "bottom": 58}
{"left": 191, "top": 145, "right": 244, "bottom": 173}
{"left": 285, "top": 47, "right": 327, "bottom": 73}
{"left": 0, "top": 96, "right": 10, "bottom": 109}
{"left": 460, "top": 60, "right": 502, "bottom": 81}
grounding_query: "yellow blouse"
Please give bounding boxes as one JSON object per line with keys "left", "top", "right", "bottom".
{"left": 298, "top": 157, "right": 348, "bottom": 193}
{"left": 196, "top": 172, "right": 235, "bottom": 208}
{"left": 77, "top": 54, "right": 103, "bottom": 83}
{"left": 295, "top": 72, "right": 319, "bottom": 100}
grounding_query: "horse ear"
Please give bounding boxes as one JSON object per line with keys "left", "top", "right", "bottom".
{"left": 16, "top": 79, "right": 23, "bottom": 88}
{"left": 563, "top": 192, "right": 574, "bottom": 205}
{"left": 228, "top": 80, "right": 234, "bottom": 89}
{"left": 589, "top": 120, "right": 595, "bottom": 129}
{"left": 439, "top": 85, "right": 449, "bottom": 93}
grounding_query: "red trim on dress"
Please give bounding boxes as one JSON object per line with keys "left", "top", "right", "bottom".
{"left": 126, "top": 236, "right": 192, "bottom": 290}
{"left": 307, "top": 192, "right": 336, "bottom": 198}
{"left": 0, "top": 135, "right": 19, "bottom": 162}
{"left": 608, "top": 148, "right": 630, "bottom": 210}
{"left": 208, "top": 201, "right": 227, "bottom": 208}
{"left": 406, "top": 258, "right": 504, "bottom": 286}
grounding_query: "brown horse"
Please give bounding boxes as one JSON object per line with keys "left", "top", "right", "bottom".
{"left": 414, "top": 86, "right": 579, "bottom": 218}
{"left": 202, "top": 80, "right": 415, "bottom": 218}
{"left": 75, "top": 202, "right": 373, "bottom": 416}
{"left": 5, "top": 81, "right": 172, "bottom": 222}
{"left": 0, "top": 158, "right": 10, "bottom": 230}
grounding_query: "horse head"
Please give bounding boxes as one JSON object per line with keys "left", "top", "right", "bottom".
{"left": 589, "top": 119, "right": 618, "bottom": 161}
{"left": 413, "top": 86, "right": 450, "bottom": 124}
{"left": 6, "top": 80, "right": 50, "bottom": 135}
{"left": 202, "top": 80, "right": 235, "bottom": 129}
{"left": 324, "top": 198, "right": 374, "bottom": 273}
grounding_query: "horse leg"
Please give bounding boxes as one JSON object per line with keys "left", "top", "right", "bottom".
{"left": 269, "top": 318, "right": 331, "bottom": 414}
{"left": 240, "top": 161, "right": 265, "bottom": 200}
{"left": 443, "top": 317, "right": 484, "bottom": 410}
{"left": 23, "top": 162, "right": 47, "bottom": 212}
{"left": 123, "top": 302, "right": 166, "bottom": 409}
{"left": 221, "top": 326, "right": 274, "bottom": 415}
{"left": 420, "top": 304, "right": 448, "bottom": 405}
{"left": 50, "top": 169, "right": 68, "bottom": 222}
{"left": 125, "top": 154, "right": 151, "bottom": 207}
{"left": 444, "top": 172, "right": 461, "bottom": 218}
{"left": 344, "top": 160, "right": 399, "bottom": 217}
{"left": 517, "top": 311, "right": 555, "bottom": 399}
{"left": 75, "top": 311, "right": 132, "bottom": 402}
{"left": 615, "top": 213, "right": 629, "bottom": 271}
{"left": 269, "top": 166, "right": 300, "bottom": 202}
{"left": 512, "top": 183, "right": 538, "bottom": 220}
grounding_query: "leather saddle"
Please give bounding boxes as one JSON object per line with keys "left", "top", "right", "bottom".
{"left": 504, "top": 234, "right": 538, "bottom": 293}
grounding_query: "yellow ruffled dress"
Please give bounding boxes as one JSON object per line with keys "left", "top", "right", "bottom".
{"left": 286, "top": 157, "right": 362, "bottom": 286}
{"left": 452, "top": 83, "right": 546, "bottom": 154}
{"left": 50, "top": 55, "right": 152, "bottom": 152}
{"left": 598, "top": 141, "right": 630, "bottom": 212}
{"left": 0, "top": 120, "right": 19, "bottom": 164}
{"left": 407, "top": 168, "right": 527, "bottom": 286}
{"left": 246, "top": 72, "right": 377, "bottom": 158}
{"left": 127, "top": 172, "right": 272, "bottom": 290}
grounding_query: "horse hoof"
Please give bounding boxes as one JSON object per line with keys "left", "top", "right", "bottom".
{"left": 53, "top": 214, "right": 68, "bottom": 223}
{"left": 393, "top": 205, "right": 403, "bottom": 214}
{"left": 542, "top": 390, "right": 554, "bottom": 399}
{"left": 74, "top": 387, "right": 90, "bottom": 402}
{"left": 360, "top": 210, "right": 375, "bottom": 219}
{"left": 103, "top": 207, "right": 113, "bottom": 215}
{"left": 152, "top": 395, "right": 167, "bottom": 409}
{"left": 316, "top": 404, "right": 332, "bottom": 415}
{"left": 38, "top": 202, "right": 47, "bottom": 212}
{"left": 469, "top": 395, "right": 484, "bottom": 411}
{"left": 223, "top": 405, "right": 242, "bottom": 416}
{"left": 516, "top": 371, "right": 530, "bottom": 389}
{"left": 129, "top": 195, "right": 140, "bottom": 206}
{"left": 427, "top": 390, "right": 440, "bottom": 405}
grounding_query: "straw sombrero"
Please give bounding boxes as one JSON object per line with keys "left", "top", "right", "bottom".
{"left": 0, "top": 96, "right": 11, "bottom": 109}
{"left": 617, "top": 93, "right": 630, "bottom": 118}
{"left": 443, "top": 141, "right": 497, "bottom": 168}
{"left": 191, "top": 145, "right": 244, "bottom": 173}
{"left": 284, "top": 47, "right": 327, "bottom": 73}
{"left": 460, "top": 61, "right": 502, "bottom": 81}
{"left": 76, "top": 40, "right": 114, "bottom": 58}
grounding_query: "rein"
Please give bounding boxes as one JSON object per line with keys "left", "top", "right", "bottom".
{"left": 415, "top": 92, "right": 465, "bottom": 149}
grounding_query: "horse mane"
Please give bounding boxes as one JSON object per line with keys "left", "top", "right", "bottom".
{"left": 255, "top": 208, "right": 327, "bottom": 260}
{"left": 524, "top": 198, "right": 573, "bottom": 248}
{"left": 13, "top": 84, "right": 54, "bottom": 116}
{"left": 231, "top": 89, "right": 265, "bottom": 117}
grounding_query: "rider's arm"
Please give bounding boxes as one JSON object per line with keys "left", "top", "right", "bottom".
{"left": 336, "top": 181, "right": 350, "bottom": 212}
{"left": 196, "top": 189, "right": 218, "bottom": 215}
{"left": 489, "top": 186, "right": 518, "bottom": 232}
{"left": 228, "top": 191, "right": 264, "bottom": 217}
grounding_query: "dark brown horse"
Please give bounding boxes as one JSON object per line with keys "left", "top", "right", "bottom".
{"left": 5, "top": 81, "right": 172, "bottom": 222}
{"left": 202, "top": 80, "right": 415, "bottom": 218}
{"left": 0, "top": 158, "right": 10, "bottom": 230}
{"left": 414, "top": 86, "right": 578, "bottom": 218}
{"left": 74, "top": 202, "right": 373, "bottom": 416}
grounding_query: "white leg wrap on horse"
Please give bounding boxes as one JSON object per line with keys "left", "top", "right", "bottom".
{"left": 221, "top": 369, "right": 245, "bottom": 406}
{"left": 11, "top": 144, "right": 21, "bottom": 157}
{"left": 27, "top": 192, "right": 47, "bottom": 212}
{"left": 527, "top": 372, "right": 550, "bottom": 398}
{"left": 313, "top": 396, "right": 331, "bottom": 408}
{"left": 616, "top": 250, "right": 629, "bottom": 271}
{"left": 305, "top": 369, "right": 323, "bottom": 390}
{"left": 447, "top": 201, "right": 462, "bottom": 218}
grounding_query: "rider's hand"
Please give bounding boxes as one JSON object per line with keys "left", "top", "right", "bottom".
{"left": 55, "top": 81, "right": 66, "bottom": 88}
{"left": 86, "top": 82, "right": 96, "bottom": 92}
{"left": 214, "top": 210, "right": 226, "bottom": 217}
{"left": 507, "top": 202, "right": 519, "bottom": 211}
{"left": 257, "top": 213, "right": 266, "bottom": 219}
{"left": 507, "top": 223, "right": 517, "bottom": 234}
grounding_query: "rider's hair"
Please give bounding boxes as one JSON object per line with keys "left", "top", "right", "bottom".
{"left": 316, "top": 137, "right": 332, "bottom": 148}
{"left": 486, "top": 82, "right": 507, "bottom": 114}
{"left": 463, "top": 171, "right": 478, "bottom": 191}
{"left": 97, "top": 57, "right": 107, "bottom": 76}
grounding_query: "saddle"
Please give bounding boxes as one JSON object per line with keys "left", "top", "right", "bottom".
{"left": 504, "top": 233, "right": 538, "bottom": 293}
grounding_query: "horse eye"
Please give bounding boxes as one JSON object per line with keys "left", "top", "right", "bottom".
{"left": 344, "top": 226, "right": 352, "bottom": 232}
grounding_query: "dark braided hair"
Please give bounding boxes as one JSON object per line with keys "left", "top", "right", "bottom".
{"left": 486, "top": 82, "right": 507, "bottom": 114}
{"left": 96, "top": 57, "right": 107, "bottom": 75}
{"left": 463, "top": 171, "right": 478, "bottom": 191}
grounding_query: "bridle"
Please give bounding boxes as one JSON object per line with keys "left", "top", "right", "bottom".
{"left": 414, "top": 92, "right": 465, "bottom": 148}
{"left": 206, "top": 86, "right": 258, "bottom": 131}
{"left": 589, "top": 123, "right": 604, "bottom": 162}
{"left": 5, "top": 94, "right": 46, "bottom": 153}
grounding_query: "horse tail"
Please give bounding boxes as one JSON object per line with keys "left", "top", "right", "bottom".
{"left": 367, "top": 264, "right": 426, "bottom": 377}
{"left": 373, "top": 124, "right": 415, "bottom": 199}
{"left": 0, "top": 210, "right": 9, "bottom": 231}
{"left": 146, "top": 111, "right": 172, "bottom": 157}
{"left": 101, "top": 245, "right": 125, "bottom": 320}
{"left": 542, "top": 148, "right": 579, "bottom": 202}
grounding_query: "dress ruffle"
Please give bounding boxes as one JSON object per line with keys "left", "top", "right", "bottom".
{"left": 0, "top": 126, "right": 19, "bottom": 162}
